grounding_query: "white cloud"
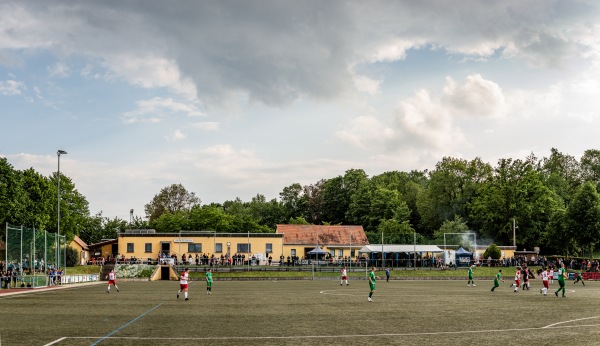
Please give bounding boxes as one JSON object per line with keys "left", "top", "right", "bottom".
{"left": 338, "top": 83, "right": 470, "bottom": 154}
{"left": 47, "top": 62, "right": 70, "bottom": 78}
{"left": 0, "top": 79, "right": 26, "bottom": 95}
{"left": 392, "top": 89, "right": 467, "bottom": 151}
{"left": 336, "top": 116, "right": 394, "bottom": 149}
{"left": 190, "top": 122, "right": 219, "bottom": 131}
{"left": 165, "top": 129, "right": 187, "bottom": 142}
{"left": 122, "top": 97, "right": 204, "bottom": 123}
{"left": 102, "top": 54, "right": 198, "bottom": 100}
{"left": 352, "top": 74, "right": 381, "bottom": 95}
{"left": 442, "top": 74, "right": 506, "bottom": 118}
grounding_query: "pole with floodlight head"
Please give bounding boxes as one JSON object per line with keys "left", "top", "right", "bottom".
{"left": 57, "top": 150, "right": 67, "bottom": 270}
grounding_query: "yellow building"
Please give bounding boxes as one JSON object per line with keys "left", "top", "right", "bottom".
{"left": 69, "top": 235, "right": 90, "bottom": 265}
{"left": 116, "top": 230, "right": 284, "bottom": 262}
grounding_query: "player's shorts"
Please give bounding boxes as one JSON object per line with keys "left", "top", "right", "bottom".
{"left": 342, "top": 275, "right": 348, "bottom": 280}
{"left": 108, "top": 280, "right": 116, "bottom": 285}
{"left": 180, "top": 284, "right": 188, "bottom": 290}
{"left": 207, "top": 281, "right": 212, "bottom": 287}
{"left": 515, "top": 280, "right": 520, "bottom": 286}
{"left": 369, "top": 283, "right": 376, "bottom": 291}
{"left": 543, "top": 281, "right": 549, "bottom": 289}
{"left": 558, "top": 280, "right": 565, "bottom": 287}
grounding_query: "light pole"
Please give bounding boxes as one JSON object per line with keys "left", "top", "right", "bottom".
{"left": 57, "top": 150, "right": 67, "bottom": 269}
{"left": 512, "top": 218, "right": 518, "bottom": 248}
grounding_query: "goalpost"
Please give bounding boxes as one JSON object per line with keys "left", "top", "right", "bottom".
{"left": 4, "top": 223, "right": 65, "bottom": 288}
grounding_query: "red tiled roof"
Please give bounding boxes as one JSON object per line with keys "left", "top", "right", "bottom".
{"left": 276, "top": 225, "right": 369, "bottom": 245}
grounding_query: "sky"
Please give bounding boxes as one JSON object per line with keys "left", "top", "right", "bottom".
{"left": 1, "top": 1, "right": 600, "bottom": 220}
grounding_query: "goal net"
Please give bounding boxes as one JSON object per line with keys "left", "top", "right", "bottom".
{"left": 3, "top": 223, "right": 65, "bottom": 288}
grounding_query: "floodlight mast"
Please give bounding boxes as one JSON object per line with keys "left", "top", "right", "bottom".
{"left": 57, "top": 150, "right": 67, "bottom": 272}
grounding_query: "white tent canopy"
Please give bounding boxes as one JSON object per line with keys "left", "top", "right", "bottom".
{"left": 358, "top": 244, "right": 443, "bottom": 254}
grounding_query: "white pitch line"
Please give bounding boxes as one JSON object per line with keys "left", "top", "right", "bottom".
{"left": 46, "top": 323, "right": 600, "bottom": 342}
{"left": 42, "top": 337, "right": 67, "bottom": 346}
{"left": 543, "top": 316, "right": 600, "bottom": 329}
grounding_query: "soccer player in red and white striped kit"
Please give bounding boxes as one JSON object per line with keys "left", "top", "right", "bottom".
{"left": 177, "top": 268, "right": 190, "bottom": 301}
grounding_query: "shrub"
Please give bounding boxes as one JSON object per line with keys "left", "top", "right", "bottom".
{"left": 483, "top": 244, "right": 501, "bottom": 259}
{"left": 115, "top": 264, "right": 155, "bottom": 278}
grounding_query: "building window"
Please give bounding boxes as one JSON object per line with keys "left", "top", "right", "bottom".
{"left": 144, "top": 243, "right": 152, "bottom": 253}
{"left": 329, "top": 249, "right": 335, "bottom": 257}
{"left": 215, "top": 243, "right": 223, "bottom": 253}
{"left": 237, "top": 243, "right": 251, "bottom": 253}
{"left": 126, "top": 243, "right": 134, "bottom": 253}
{"left": 351, "top": 249, "right": 355, "bottom": 258}
{"left": 291, "top": 249, "right": 296, "bottom": 256}
{"left": 188, "top": 243, "right": 202, "bottom": 252}
{"left": 338, "top": 249, "right": 343, "bottom": 257}
{"left": 266, "top": 243, "right": 273, "bottom": 253}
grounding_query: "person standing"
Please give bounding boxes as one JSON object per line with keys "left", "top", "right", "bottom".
{"left": 340, "top": 266, "right": 349, "bottom": 286}
{"left": 539, "top": 267, "right": 549, "bottom": 296}
{"left": 177, "top": 268, "right": 190, "bottom": 300}
{"left": 549, "top": 267, "right": 555, "bottom": 285}
{"left": 206, "top": 268, "right": 213, "bottom": 294}
{"left": 467, "top": 265, "right": 476, "bottom": 287}
{"left": 511, "top": 267, "right": 521, "bottom": 292}
{"left": 368, "top": 267, "right": 380, "bottom": 302}
{"left": 491, "top": 269, "right": 503, "bottom": 291}
{"left": 522, "top": 266, "right": 531, "bottom": 291}
{"left": 106, "top": 269, "right": 119, "bottom": 293}
{"left": 555, "top": 263, "right": 567, "bottom": 297}
{"left": 385, "top": 268, "right": 391, "bottom": 283}
{"left": 574, "top": 270, "right": 585, "bottom": 286}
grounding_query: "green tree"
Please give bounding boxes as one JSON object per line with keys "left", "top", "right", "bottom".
{"left": 21, "top": 168, "right": 53, "bottom": 230}
{"left": 279, "top": 183, "right": 306, "bottom": 221}
{"left": 567, "top": 182, "right": 600, "bottom": 258}
{"left": 376, "top": 219, "right": 417, "bottom": 244}
{"left": 0, "top": 158, "right": 28, "bottom": 227}
{"left": 49, "top": 172, "right": 90, "bottom": 241}
{"left": 581, "top": 149, "right": 600, "bottom": 186}
{"left": 483, "top": 244, "right": 501, "bottom": 259}
{"left": 145, "top": 184, "right": 200, "bottom": 222}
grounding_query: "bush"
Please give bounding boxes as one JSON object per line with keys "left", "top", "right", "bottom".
{"left": 66, "top": 246, "right": 79, "bottom": 267}
{"left": 115, "top": 264, "right": 155, "bottom": 278}
{"left": 483, "top": 244, "right": 501, "bottom": 259}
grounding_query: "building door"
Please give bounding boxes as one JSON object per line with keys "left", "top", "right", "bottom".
{"left": 161, "top": 242, "right": 171, "bottom": 255}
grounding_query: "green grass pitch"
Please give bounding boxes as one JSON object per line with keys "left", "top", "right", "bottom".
{"left": 1, "top": 279, "right": 600, "bottom": 345}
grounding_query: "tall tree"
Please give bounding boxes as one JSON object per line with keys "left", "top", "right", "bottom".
{"left": 145, "top": 184, "right": 200, "bottom": 222}
{"left": 49, "top": 172, "right": 90, "bottom": 240}
{"left": 0, "top": 158, "right": 27, "bottom": 227}
{"left": 567, "top": 182, "right": 600, "bottom": 258}
{"left": 21, "top": 168, "right": 53, "bottom": 230}
{"left": 580, "top": 149, "right": 600, "bottom": 186}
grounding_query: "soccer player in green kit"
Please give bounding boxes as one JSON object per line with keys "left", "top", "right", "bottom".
{"left": 206, "top": 268, "right": 213, "bottom": 294}
{"left": 574, "top": 270, "right": 585, "bottom": 286}
{"left": 467, "top": 265, "right": 476, "bottom": 287}
{"left": 368, "top": 267, "right": 380, "bottom": 302}
{"left": 555, "top": 262, "right": 567, "bottom": 297}
{"left": 491, "top": 269, "right": 503, "bottom": 291}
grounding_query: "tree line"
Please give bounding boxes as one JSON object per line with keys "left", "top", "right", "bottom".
{"left": 1, "top": 147, "right": 600, "bottom": 257}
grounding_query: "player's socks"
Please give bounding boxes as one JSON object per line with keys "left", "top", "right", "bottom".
{"left": 177, "top": 291, "right": 180, "bottom": 299}
{"left": 184, "top": 292, "right": 188, "bottom": 299}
